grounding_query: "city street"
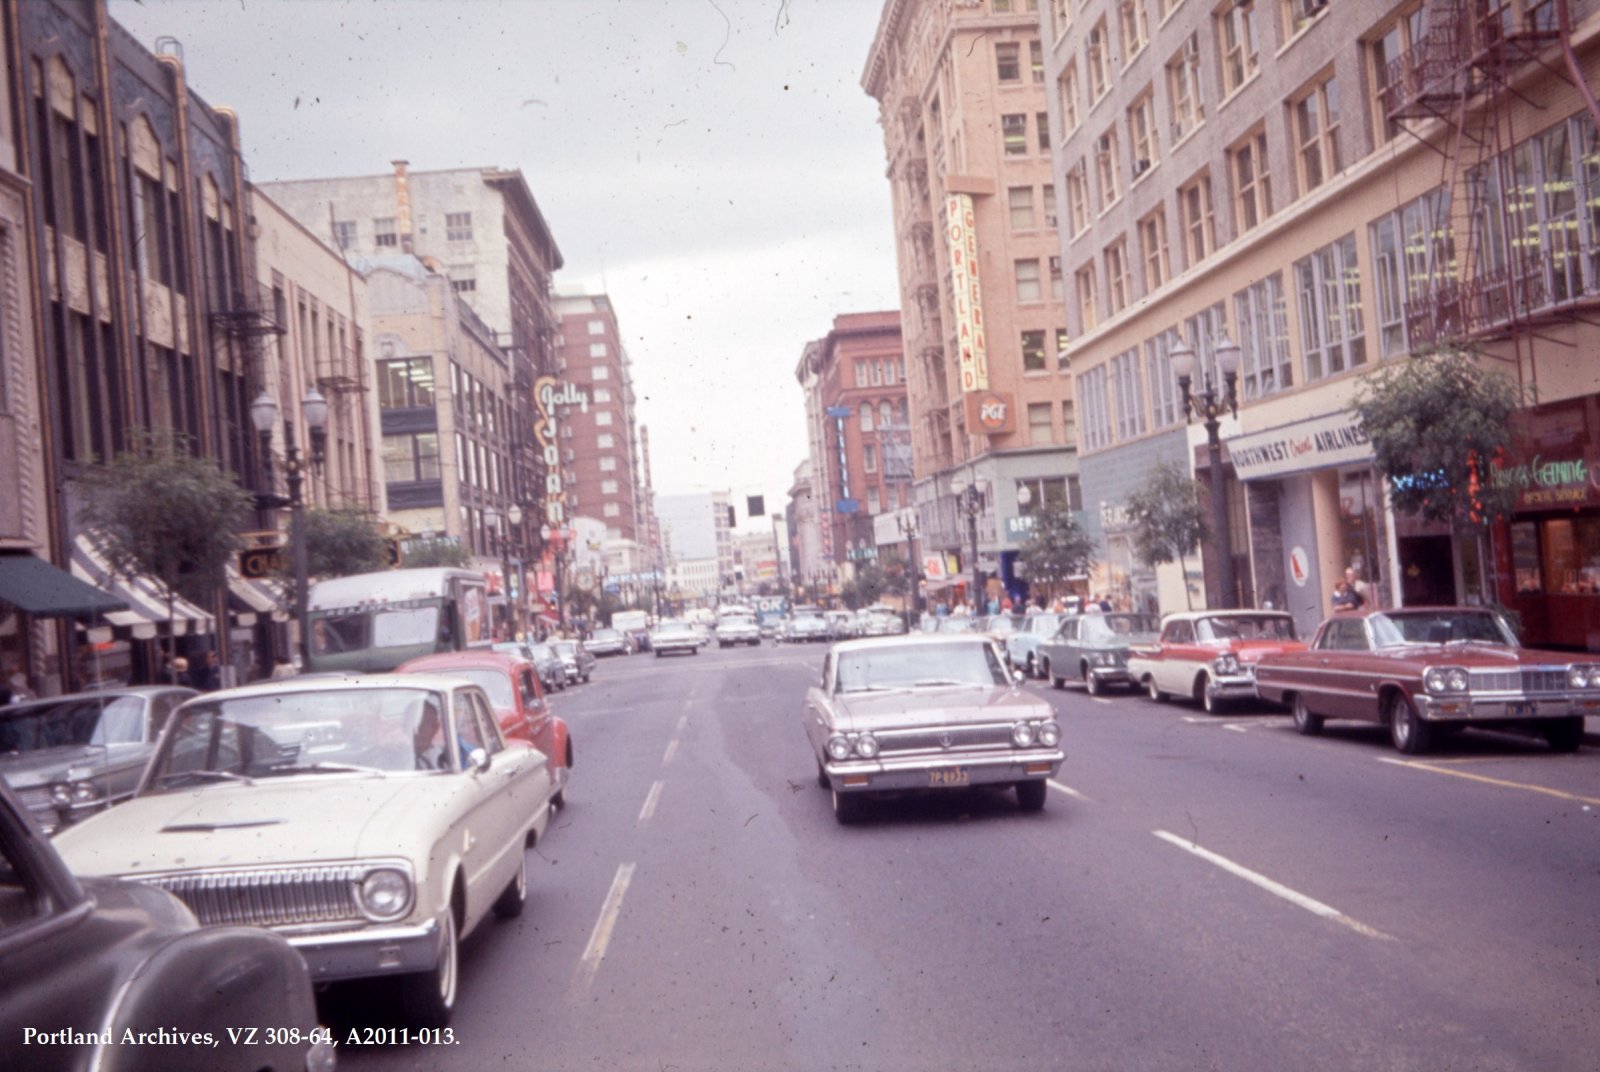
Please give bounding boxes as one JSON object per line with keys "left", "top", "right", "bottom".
{"left": 326, "top": 642, "right": 1600, "bottom": 1071}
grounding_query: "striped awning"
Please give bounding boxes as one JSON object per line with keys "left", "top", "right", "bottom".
{"left": 226, "top": 562, "right": 288, "bottom": 625}
{"left": 70, "top": 534, "right": 215, "bottom": 639}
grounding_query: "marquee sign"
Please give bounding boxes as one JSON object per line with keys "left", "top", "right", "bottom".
{"left": 533, "top": 376, "right": 592, "bottom": 526}
{"left": 1225, "top": 411, "right": 1373, "bottom": 481}
{"left": 945, "top": 193, "right": 989, "bottom": 393}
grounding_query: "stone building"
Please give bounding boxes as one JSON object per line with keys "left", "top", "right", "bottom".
{"left": 864, "top": 0, "right": 1082, "bottom": 609}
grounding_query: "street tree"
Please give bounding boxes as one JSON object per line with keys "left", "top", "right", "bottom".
{"left": 77, "top": 436, "right": 254, "bottom": 678}
{"left": 302, "top": 508, "right": 389, "bottom": 579}
{"left": 840, "top": 562, "right": 894, "bottom": 610}
{"left": 401, "top": 537, "right": 472, "bottom": 569}
{"left": 1352, "top": 350, "right": 1522, "bottom": 531}
{"left": 1124, "top": 460, "right": 1208, "bottom": 611}
{"left": 1016, "top": 503, "right": 1095, "bottom": 602}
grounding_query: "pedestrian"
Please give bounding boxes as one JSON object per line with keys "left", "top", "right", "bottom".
{"left": 188, "top": 650, "right": 222, "bottom": 691}
{"left": 3, "top": 655, "right": 35, "bottom": 704}
{"left": 1330, "top": 580, "right": 1364, "bottom": 613}
{"left": 1344, "top": 567, "right": 1369, "bottom": 603}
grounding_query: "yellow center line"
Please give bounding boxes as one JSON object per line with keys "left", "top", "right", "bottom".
{"left": 1378, "top": 756, "right": 1600, "bottom": 806}
{"left": 573, "top": 861, "right": 637, "bottom": 994}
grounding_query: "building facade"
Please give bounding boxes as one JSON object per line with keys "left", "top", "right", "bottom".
{"left": 1043, "top": 0, "right": 1600, "bottom": 645}
{"left": 554, "top": 291, "right": 643, "bottom": 542}
{"left": 655, "top": 491, "right": 734, "bottom": 590}
{"left": 865, "top": 0, "right": 1082, "bottom": 610}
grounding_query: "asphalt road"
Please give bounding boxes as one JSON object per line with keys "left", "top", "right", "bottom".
{"left": 327, "top": 640, "right": 1600, "bottom": 1071}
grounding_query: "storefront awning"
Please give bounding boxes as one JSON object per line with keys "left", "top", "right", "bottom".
{"left": 225, "top": 562, "right": 288, "bottom": 624}
{"left": 70, "top": 534, "right": 215, "bottom": 639}
{"left": 0, "top": 553, "right": 129, "bottom": 617}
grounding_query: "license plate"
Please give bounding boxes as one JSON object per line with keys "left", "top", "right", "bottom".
{"left": 1506, "top": 702, "right": 1535, "bottom": 718}
{"left": 928, "top": 768, "right": 970, "bottom": 788}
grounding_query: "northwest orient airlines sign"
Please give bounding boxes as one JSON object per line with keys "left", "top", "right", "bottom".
{"left": 533, "top": 376, "right": 591, "bottom": 526}
{"left": 945, "top": 194, "right": 990, "bottom": 393}
{"left": 1226, "top": 411, "right": 1373, "bottom": 481}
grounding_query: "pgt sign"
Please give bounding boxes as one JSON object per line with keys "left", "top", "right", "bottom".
{"left": 962, "top": 391, "right": 1016, "bottom": 436}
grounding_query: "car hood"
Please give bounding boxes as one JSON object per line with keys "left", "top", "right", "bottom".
{"left": 1230, "top": 639, "right": 1307, "bottom": 662}
{"left": 0, "top": 745, "right": 112, "bottom": 788}
{"left": 52, "top": 775, "right": 459, "bottom": 877}
{"left": 831, "top": 686, "right": 1050, "bottom": 730}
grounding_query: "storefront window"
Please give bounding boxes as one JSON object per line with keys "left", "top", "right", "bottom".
{"left": 1511, "top": 522, "right": 1542, "bottom": 594}
{"left": 1541, "top": 517, "right": 1600, "bottom": 594}
{"left": 1336, "top": 468, "right": 1387, "bottom": 603}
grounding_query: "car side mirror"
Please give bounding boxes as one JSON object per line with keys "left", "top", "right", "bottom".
{"left": 467, "top": 747, "right": 490, "bottom": 773}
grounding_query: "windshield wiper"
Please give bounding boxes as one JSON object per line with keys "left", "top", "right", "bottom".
{"left": 840, "top": 685, "right": 903, "bottom": 694}
{"left": 154, "top": 769, "right": 255, "bottom": 787}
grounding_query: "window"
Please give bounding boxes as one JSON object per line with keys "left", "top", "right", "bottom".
{"left": 593, "top": 387, "right": 613, "bottom": 403}
{"left": 1234, "top": 273, "right": 1293, "bottom": 398}
{"left": 1002, "top": 114, "right": 1028, "bottom": 156}
{"left": 1370, "top": 187, "right": 1454, "bottom": 358}
{"left": 1028, "top": 402, "right": 1054, "bottom": 445}
{"left": 870, "top": 361, "right": 883, "bottom": 386}
{"left": 1022, "top": 329, "right": 1048, "bottom": 371}
{"left": 589, "top": 342, "right": 607, "bottom": 357}
{"left": 879, "top": 400, "right": 894, "bottom": 428}
{"left": 588, "top": 319, "right": 605, "bottom": 334}
{"left": 1062, "top": 399, "right": 1077, "bottom": 444}
{"left": 602, "top": 479, "right": 619, "bottom": 495}
{"left": 1015, "top": 258, "right": 1043, "bottom": 302}
{"left": 604, "top": 503, "right": 622, "bottom": 519}
{"left": 1037, "top": 112, "right": 1051, "bottom": 154}
{"left": 382, "top": 433, "right": 441, "bottom": 483}
{"left": 996, "top": 42, "right": 1022, "bottom": 83}
{"left": 1056, "top": 328, "right": 1070, "bottom": 370}
{"left": 1087, "top": 19, "right": 1112, "bottom": 101}
{"left": 332, "top": 219, "right": 357, "bottom": 250}
{"left": 1030, "top": 40, "right": 1045, "bottom": 82}
{"left": 1217, "top": 0, "right": 1260, "bottom": 96}
{"left": 1140, "top": 209, "right": 1170, "bottom": 290}
{"left": 1120, "top": 1, "right": 1150, "bottom": 58}
{"left": 1075, "top": 264, "right": 1100, "bottom": 331}
{"left": 1095, "top": 128, "right": 1121, "bottom": 210}
{"left": 1065, "top": 159, "right": 1091, "bottom": 235}
{"left": 860, "top": 402, "right": 874, "bottom": 431}
{"left": 599, "top": 456, "right": 618, "bottom": 472}
{"left": 1043, "top": 184, "right": 1058, "bottom": 228}
{"left": 1230, "top": 128, "right": 1272, "bottom": 233}
{"left": 373, "top": 217, "right": 397, "bottom": 247}
{"left": 1293, "top": 74, "right": 1343, "bottom": 194}
{"left": 1049, "top": 256, "right": 1065, "bottom": 302}
{"left": 1294, "top": 233, "right": 1366, "bottom": 381}
{"left": 1167, "top": 34, "right": 1205, "bottom": 141}
{"left": 1009, "top": 186, "right": 1036, "bottom": 229}
{"left": 1110, "top": 348, "right": 1147, "bottom": 440}
{"left": 1052, "top": 0, "right": 1073, "bottom": 33}
{"left": 1369, "top": 6, "right": 1427, "bottom": 145}
{"left": 863, "top": 444, "right": 878, "bottom": 473}
{"left": 445, "top": 212, "right": 473, "bottom": 242}
{"left": 450, "top": 274, "right": 476, "bottom": 294}
{"left": 1283, "top": 0, "right": 1334, "bottom": 39}
{"left": 1105, "top": 240, "right": 1133, "bottom": 314}
{"left": 1077, "top": 365, "right": 1113, "bottom": 450}
{"left": 597, "top": 433, "right": 615, "bottom": 449}
{"left": 592, "top": 366, "right": 610, "bottom": 381}
{"left": 1059, "top": 62, "right": 1082, "bottom": 135}
{"left": 1145, "top": 329, "right": 1183, "bottom": 428}
{"left": 596, "top": 410, "right": 615, "bottom": 428}
{"left": 884, "top": 359, "right": 897, "bottom": 385}
{"left": 1179, "top": 172, "right": 1217, "bottom": 265}
{"left": 378, "top": 357, "right": 436, "bottom": 409}
{"left": 1128, "top": 91, "right": 1158, "bottom": 178}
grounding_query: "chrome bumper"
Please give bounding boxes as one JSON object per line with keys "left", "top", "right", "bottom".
{"left": 1417, "top": 694, "right": 1600, "bottom": 722}
{"left": 1208, "top": 671, "right": 1259, "bottom": 700}
{"left": 287, "top": 916, "right": 441, "bottom": 982}
{"left": 1088, "top": 667, "right": 1132, "bottom": 687}
{"left": 824, "top": 750, "right": 1065, "bottom": 793}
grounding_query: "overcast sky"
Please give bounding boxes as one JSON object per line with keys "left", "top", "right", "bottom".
{"left": 108, "top": 0, "right": 901, "bottom": 531}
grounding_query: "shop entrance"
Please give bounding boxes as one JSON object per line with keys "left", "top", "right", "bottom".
{"left": 1398, "top": 536, "right": 1456, "bottom": 606}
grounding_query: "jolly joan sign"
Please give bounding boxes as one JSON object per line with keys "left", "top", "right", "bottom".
{"left": 533, "top": 376, "right": 590, "bottom": 526}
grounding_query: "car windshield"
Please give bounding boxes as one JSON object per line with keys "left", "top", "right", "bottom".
{"left": 835, "top": 642, "right": 1008, "bottom": 693}
{"left": 529, "top": 644, "right": 557, "bottom": 660}
{"left": 1082, "top": 614, "right": 1161, "bottom": 642}
{"left": 1195, "top": 615, "right": 1296, "bottom": 641}
{"left": 148, "top": 687, "right": 454, "bottom": 785}
{"left": 983, "top": 615, "right": 1026, "bottom": 635}
{"left": 0, "top": 695, "right": 146, "bottom": 754}
{"left": 723, "top": 618, "right": 756, "bottom": 628}
{"left": 1369, "top": 611, "right": 1518, "bottom": 648}
{"left": 656, "top": 623, "right": 695, "bottom": 635}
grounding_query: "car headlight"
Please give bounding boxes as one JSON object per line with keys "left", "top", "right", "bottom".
{"left": 1586, "top": 665, "right": 1600, "bottom": 690}
{"left": 50, "top": 783, "right": 72, "bottom": 807}
{"left": 357, "top": 867, "right": 414, "bottom": 922}
{"left": 854, "top": 732, "right": 880, "bottom": 759}
{"left": 1213, "top": 654, "right": 1241, "bottom": 675}
{"left": 1011, "top": 721, "right": 1035, "bottom": 747}
{"left": 1036, "top": 721, "right": 1061, "bottom": 747}
{"left": 826, "top": 735, "right": 853, "bottom": 762}
{"left": 1425, "top": 666, "right": 1469, "bottom": 694}
{"left": 69, "top": 781, "right": 103, "bottom": 805}
{"left": 1446, "top": 668, "right": 1470, "bottom": 692}
{"left": 1568, "top": 665, "right": 1593, "bottom": 689}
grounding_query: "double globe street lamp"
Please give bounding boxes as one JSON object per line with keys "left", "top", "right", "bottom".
{"left": 483, "top": 504, "right": 524, "bottom": 640}
{"left": 895, "top": 508, "right": 922, "bottom": 623}
{"left": 249, "top": 386, "right": 330, "bottom": 669}
{"left": 949, "top": 473, "right": 988, "bottom": 612}
{"left": 1169, "top": 333, "right": 1242, "bottom": 610}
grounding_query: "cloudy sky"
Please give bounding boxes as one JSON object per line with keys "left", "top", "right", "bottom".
{"left": 108, "top": 0, "right": 901, "bottom": 529}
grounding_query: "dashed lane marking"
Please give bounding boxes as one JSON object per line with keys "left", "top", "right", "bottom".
{"left": 638, "top": 780, "right": 664, "bottom": 824}
{"left": 662, "top": 738, "right": 679, "bottom": 766}
{"left": 574, "top": 862, "right": 637, "bottom": 992}
{"left": 1047, "top": 779, "right": 1088, "bottom": 801}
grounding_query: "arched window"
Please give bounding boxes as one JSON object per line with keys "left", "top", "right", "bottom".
{"left": 879, "top": 400, "right": 893, "bottom": 428}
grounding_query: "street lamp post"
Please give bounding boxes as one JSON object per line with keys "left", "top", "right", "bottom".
{"left": 895, "top": 508, "right": 922, "bottom": 623}
{"left": 949, "top": 473, "right": 988, "bottom": 612}
{"left": 484, "top": 505, "right": 523, "bottom": 639}
{"left": 250, "top": 387, "right": 329, "bottom": 670}
{"left": 1170, "top": 333, "right": 1242, "bottom": 610}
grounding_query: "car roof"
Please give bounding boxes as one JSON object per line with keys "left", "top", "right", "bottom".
{"left": 2, "top": 685, "right": 192, "bottom": 715}
{"left": 829, "top": 633, "right": 999, "bottom": 655}
{"left": 1163, "top": 608, "right": 1293, "bottom": 621}
{"left": 181, "top": 672, "right": 483, "bottom": 702}
{"left": 398, "top": 650, "right": 529, "bottom": 674}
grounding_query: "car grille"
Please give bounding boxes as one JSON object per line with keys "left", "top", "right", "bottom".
{"left": 874, "top": 723, "right": 1018, "bottom": 758}
{"left": 141, "top": 865, "right": 364, "bottom": 928}
{"left": 16, "top": 786, "right": 54, "bottom": 809}
{"left": 1468, "top": 666, "right": 1571, "bottom": 695}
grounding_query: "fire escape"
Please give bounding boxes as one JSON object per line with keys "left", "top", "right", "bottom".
{"left": 1384, "top": 0, "right": 1600, "bottom": 351}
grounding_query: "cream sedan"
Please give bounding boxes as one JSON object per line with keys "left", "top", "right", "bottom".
{"left": 52, "top": 674, "right": 556, "bottom": 1029}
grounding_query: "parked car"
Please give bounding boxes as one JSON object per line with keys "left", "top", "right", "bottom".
{"left": 0, "top": 779, "right": 334, "bottom": 1072}
{"left": 1038, "top": 612, "right": 1162, "bottom": 694}
{"left": 53, "top": 674, "right": 557, "bottom": 1029}
{"left": 824, "top": 610, "right": 859, "bottom": 640}
{"left": 784, "top": 612, "right": 832, "bottom": 643}
{"left": 398, "top": 650, "right": 573, "bottom": 807}
{"left": 803, "top": 635, "right": 1063, "bottom": 823}
{"left": 650, "top": 619, "right": 702, "bottom": 656}
{"left": 975, "top": 614, "right": 1027, "bottom": 642}
{"left": 1005, "top": 613, "right": 1068, "bottom": 678}
{"left": 860, "top": 612, "right": 907, "bottom": 636}
{"left": 0, "top": 686, "right": 196, "bottom": 835}
{"left": 497, "top": 640, "right": 567, "bottom": 693}
{"left": 1254, "top": 606, "right": 1599, "bottom": 754}
{"left": 1128, "top": 609, "right": 1305, "bottom": 713}
{"left": 716, "top": 615, "right": 762, "bottom": 647}
{"left": 586, "top": 628, "right": 630, "bottom": 656}
{"left": 552, "top": 639, "right": 596, "bottom": 684}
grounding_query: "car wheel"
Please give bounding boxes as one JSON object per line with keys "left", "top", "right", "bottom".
{"left": 816, "top": 759, "right": 830, "bottom": 789}
{"left": 1387, "top": 693, "right": 1432, "bottom": 755}
{"left": 1145, "top": 676, "right": 1168, "bottom": 703}
{"left": 1200, "top": 676, "right": 1227, "bottom": 715}
{"left": 493, "top": 852, "right": 528, "bottom": 919}
{"left": 1025, "top": 653, "right": 1038, "bottom": 679}
{"left": 1544, "top": 716, "right": 1583, "bottom": 753}
{"left": 1015, "top": 779, "right": 1048, "bottom": 812}
{"left": 582, "top": 672, "right": 591, "bottom": 683}
{"left": 655, "top": 651, "right": 663, "bottom": 658}
{"left": 1084, "top": 666, "right": 1103, "bottom": 696}
{"left": 398, "top": 907, "right": 458, "bottom": 1028}
{"left": 831, "top": 788, "right": 865, "bottom": 824}
{"left": 1292, "top": 694, "right": 1324, "bottom": 736}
